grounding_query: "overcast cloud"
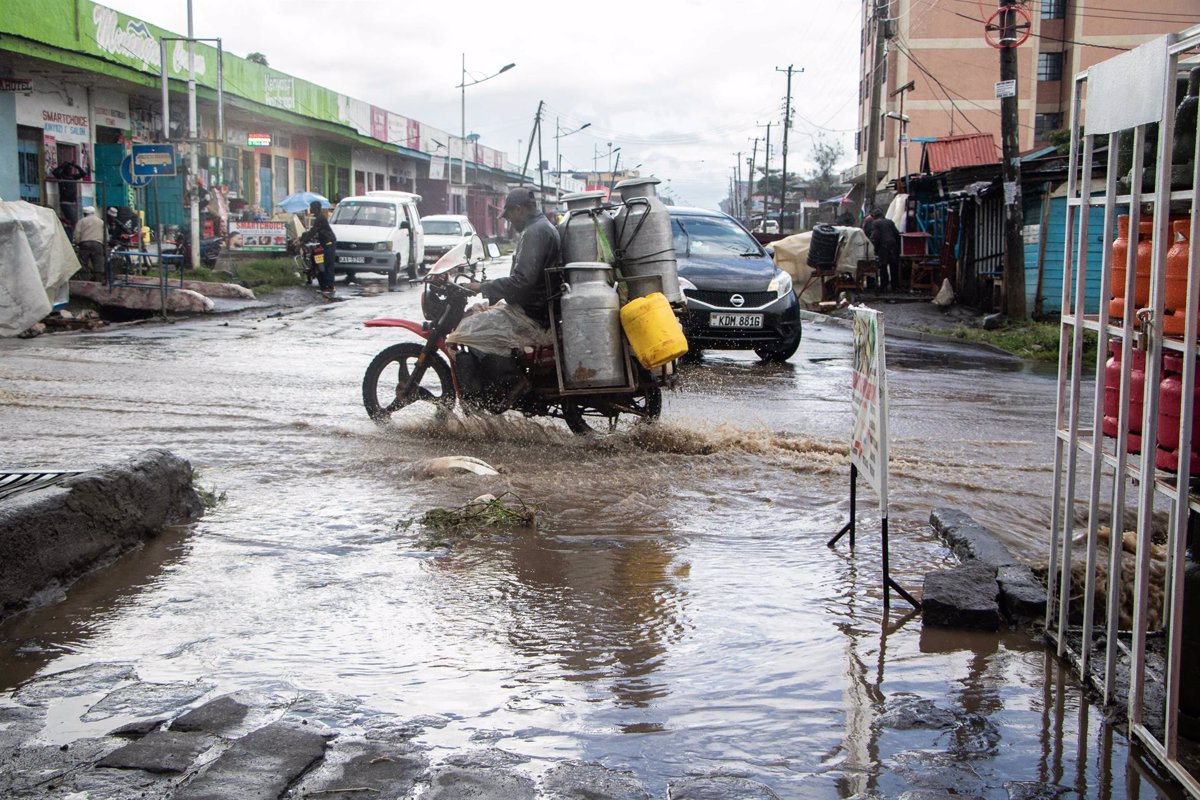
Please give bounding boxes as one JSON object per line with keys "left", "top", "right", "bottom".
{"left": 105, "top": 0, "right": 862, "bottom": 209}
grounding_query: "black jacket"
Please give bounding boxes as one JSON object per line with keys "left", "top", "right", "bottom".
{"left": 481, "top": 215, "right": 560, "bottom": 325}
{"left": 301, "top": 214, "right": 337, "bottom": 248}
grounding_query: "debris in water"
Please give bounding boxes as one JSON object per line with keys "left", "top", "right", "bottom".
{"left": 399, "top": 492, "right": 537, "bottom": 547}
{"left": 406, "top": 456, "right": 500, "bottom": 478}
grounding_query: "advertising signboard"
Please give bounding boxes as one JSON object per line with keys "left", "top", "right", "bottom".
{"left": 850, "top": 307, "right": 889, "bottom": 512}
{"left": 229, "top": 221, "right": 287, "bottom": 251}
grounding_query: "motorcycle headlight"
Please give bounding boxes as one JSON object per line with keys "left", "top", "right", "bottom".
{"left": 768, "top": 270, "right": 793, "bottom": 298}
{"left": 375, "top": 241, "right": 391, "bottom": 252}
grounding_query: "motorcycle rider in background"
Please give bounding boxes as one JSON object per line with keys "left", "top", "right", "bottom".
{"left": 299, "top": 199, "right": 337, "bottom": 295}
{"left": 450, "top": 186, "right": 561, "bottom": 406}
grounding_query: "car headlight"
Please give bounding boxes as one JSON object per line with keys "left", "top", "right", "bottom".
{"left": 678, "top": 276, "right": 698, "bottom": 292}
{"left": 768, "top": 270, "right": 793, "bottom": 298}
{"left": 375, "top": 241, "right": 391, "bottom": 252}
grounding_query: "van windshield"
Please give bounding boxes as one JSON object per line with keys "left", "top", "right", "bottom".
{"left": 331, "top": 202, "right": 396, "bottom": 227}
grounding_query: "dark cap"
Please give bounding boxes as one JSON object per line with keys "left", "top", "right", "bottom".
{"left": 502, "top": 187, "right": 537, "bottom": 216}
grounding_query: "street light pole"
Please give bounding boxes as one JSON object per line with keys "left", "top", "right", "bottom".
{"left": 456, "top": 56, "right": 515, "bottom": 215}
{"left": 555, "top": 118, "right": 591, "bottom": 205}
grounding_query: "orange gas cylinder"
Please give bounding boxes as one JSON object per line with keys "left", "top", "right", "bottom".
{"left": 1156, "top": 353, "right": 1200, "bottom": 475}
{"left": 1110, "top": 215, "right": 1131, "bottom": 317}
{"left": 1163, "top": 220, "right": 1193, "bottom": 336}
{"left": 1109, "top": 219, "right": 1153, "bottom": 321}
{"left": 1102, "top": 341, "right": 1147, "bottom": 453}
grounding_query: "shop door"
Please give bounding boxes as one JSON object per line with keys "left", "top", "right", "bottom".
{"left": 17, "top": 136, "right": 40, "bottom": 203}
{"left": 92, "top": 143, "right": 127, "bottom": 212}
{"left": 258, "top": 153, "right": 272, "bottom": 212}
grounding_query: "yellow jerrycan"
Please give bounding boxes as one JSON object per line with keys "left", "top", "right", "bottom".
{"left": 620, "top": 292, "right": 688, "bottom": 369}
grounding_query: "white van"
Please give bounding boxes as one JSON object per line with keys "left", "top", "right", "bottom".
{"left": 328, "top": 191, "right": 424, "bottom": 288}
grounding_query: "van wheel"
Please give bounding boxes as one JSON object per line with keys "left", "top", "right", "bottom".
{"left": 387, "top": 267, "right": 399, "bottom": 289}
{"left": 406, "top": 259, "right": 418, "bottom": 282}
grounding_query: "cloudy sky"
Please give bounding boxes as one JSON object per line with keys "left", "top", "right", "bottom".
{"left": 105, "top": 0, "right": 863, "bottom": 209}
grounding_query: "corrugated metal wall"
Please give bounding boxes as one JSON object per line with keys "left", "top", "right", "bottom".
{"left": 1024, "top": 195, "right": 1108, "bottom": 316}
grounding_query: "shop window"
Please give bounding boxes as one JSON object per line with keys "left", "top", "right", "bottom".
{"left": 223, "top": 147, "right": 239, "bottom": 193}
{"left": 374, "top": 172, "right": 385, "bottom": 191}
{"left": 336, "top": 167, "right": 350, "bottom": 201}
{"left": 294, "top": 159, "right": 307, "bottom": 193}
{"left": 1035, "top": 112, "right": 1064, "bottom": 140}
{"left": 354, "top": 169, "right": 366, "bottom": 196}
{"left": 274, "top": 155, "right": 289, "bottom": 202}
{"left": 17, "top": 126, "right": 41, "bottom": 204}
{"left": 389, "top": 174, "right": 401, "bottom": 191}
{"left": 242, "top": 151, "right": 254, "bottom": 201}
{"left": 1042, "top": 0, "right": 1064, "bottom": 19}
{"left": 1038, "top": 52, "right": 1064, "bottom": 82}
{"left": 312, "top": 163, "right": 326, "bottom": 198}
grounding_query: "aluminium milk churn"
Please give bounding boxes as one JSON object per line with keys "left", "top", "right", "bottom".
{"left": 560, "top": 262, "right": 626, "bottom": 389}
{"left": 559, "top": 190, "right": 616, "bottom": 265}
{"left": 613, "top": 176, "right": 682, "bottom": 304}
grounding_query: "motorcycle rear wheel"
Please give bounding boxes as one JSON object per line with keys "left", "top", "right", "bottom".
{"left": 363, "top": 343, "right": 455, "bottom": 422}
{"left": 562, "top": 384, "right": 662, "bottom": 435}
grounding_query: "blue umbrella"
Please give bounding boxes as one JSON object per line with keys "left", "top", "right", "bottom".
{"left": 276, "top": 191, "right": 331, "bottom": 213}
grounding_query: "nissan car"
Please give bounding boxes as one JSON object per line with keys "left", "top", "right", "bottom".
{"left": 670, "top": 206, "right": 801, "bottom": 362}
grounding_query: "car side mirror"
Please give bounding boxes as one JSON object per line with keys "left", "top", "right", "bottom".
{"left": 399, "top": 220, "right": 410, "bottom": 230}
{"left": 464, "top": 240, "right": 474, "bottom": 260}
{"left": 486, "top": 242, "right": 500, "bottom": 259}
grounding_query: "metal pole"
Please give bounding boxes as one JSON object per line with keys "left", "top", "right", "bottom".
{"left": 776, "top": 64, "right": 801, "bottom": 231}
{"left": 555, "top": 117, "right": 561, "bottom": 205}
{"left": 186, "top": 0, "right": 200, "bottom": 269}
{"left": 763, "top": 122, "right": 772, "bottom": 222}
{"left": 216, "top": 40, "right": 224, "bottom": 188}
{"left": 999, "top": 1, "right": 1026, "bottom": 319}
{"left": 460, "top": 52, "right": 466, "bottom": 197}
{"left": 747, "top": 138, "right": 758, "bottom": 225}
{"left": 159, "top": 40, "right": 169, "bottom": 143}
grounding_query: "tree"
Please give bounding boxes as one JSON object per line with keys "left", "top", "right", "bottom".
{"left": 247, "top": 52, "right": 269, "bottom": 66}
{"left": 805, "top": 134, "right": 844, "bottom": 203}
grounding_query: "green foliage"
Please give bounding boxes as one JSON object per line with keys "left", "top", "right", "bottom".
{"left": 921, "top": 319, "right": 1097, "bottom": 365}
{"left": 190, "top": 468, "right": 227, "bottom": 511}
{"left": 399, "top": 493, "right": 537, "bottom": 548}
{"left": 184, "top": 257, "right": 302, "bottom": 296}
{"left": 246, "top": 52, "right": 269, "bottom": 66}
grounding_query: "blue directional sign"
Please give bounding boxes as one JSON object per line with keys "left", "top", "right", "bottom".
{"left": 120, "top": 155, "right": 151, "bottom": 187}
{"left": 131, "top": 143, "right": 177, "bottom": 177}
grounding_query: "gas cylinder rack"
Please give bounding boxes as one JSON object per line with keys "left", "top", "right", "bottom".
{"left": 1047, "top": 26, "right": 1200, "bottom": 794}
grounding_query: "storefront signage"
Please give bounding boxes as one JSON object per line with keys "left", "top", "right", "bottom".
{"left": 42, "top": 109, "right": 89, "bottom": 140}
{"left": 92, "top": 88, "right": 130, "bottom": 130}
{"left": 264, "top": 76, "right": 294, "bottom": 111}
{"left": 92, "top": 6, "right": 161, "bottom": 71}
{"left": 131, "top": 143, "right": 176, "bottom": 176}
{"left": 0, "top": 78, "right": 32, "bottom": 92}
{"left": 229, "top": 221, "right": 287, "bottom": 251}
{"left": 247, "top": 133, "right": 272, "bottom": 147}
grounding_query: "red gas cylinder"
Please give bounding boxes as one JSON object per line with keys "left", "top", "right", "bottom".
{"left": 1110, "top": 219, "right": 1154, "bottom": 321}
{"left": 1156, "top": 353, "right": 1200, "bottom": 474}
{"left": 1163, "top": 219, "right": 1193, "bottom": 336}
{"left": 1102, "top": 341, "right": 1147, "bottom": 453}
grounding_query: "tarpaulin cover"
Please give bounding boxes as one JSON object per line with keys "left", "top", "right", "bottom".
{"left": 773, "top": 226, "right": 874, "bottom": 308}
{"left": 446, "top": 301, "right": 554, "bottom": 357}
{"left": 0, "top": 200, "right": 79, "bottom": 336}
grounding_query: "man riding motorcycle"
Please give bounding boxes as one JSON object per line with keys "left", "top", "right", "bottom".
{"left": 449, "top": 187, "right": 560, "bottom": 407}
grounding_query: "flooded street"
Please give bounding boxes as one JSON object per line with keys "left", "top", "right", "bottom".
{"left": 0, "top": 272, "right": 1174, "bottom": 797}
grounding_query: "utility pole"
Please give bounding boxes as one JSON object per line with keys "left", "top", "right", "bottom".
{"left": 864, "top": 0, "right": 888, "bottom": 214}
{"left": 186, "top": 0, "right": 200, "bottom": 269}
{"left": 760, "top": 122, "right": 772, "bottom": 225}
{"left": 734, "top": 151, "right": 743, "bottom": 220}
{"left": 747, "top": 137, "right": 759, "bottom": 225}
{"left": 776, "top": 64, "right": 803, "bottom": 232}
{"left": 998, "top": 1, "right": 1027, "bottom": 319}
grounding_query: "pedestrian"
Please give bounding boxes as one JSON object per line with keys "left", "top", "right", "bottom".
{"left": 867, "top": 206, "right": 901, "bottom": 293}
{"left": 73, "top": 206, "right": 106, "bottom": 282}
{"left": 299, "top": 200, "right": 337, "bottom": 295}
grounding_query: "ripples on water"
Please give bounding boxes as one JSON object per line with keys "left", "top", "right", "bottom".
{"left": 0, "top": 302, "right": 1169, "bottom": 796}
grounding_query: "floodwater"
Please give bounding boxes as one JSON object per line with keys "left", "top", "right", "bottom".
{"left": 0, "top": 266, "right": 1179, "bottom": 797}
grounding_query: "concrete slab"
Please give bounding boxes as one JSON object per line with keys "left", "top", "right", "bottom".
{"left": 97, "top": 730, "right": 213, "bottom": 774}
{"left": 422, "top": 766, "right": 537, "bottom": 800}
{"left": 69, "top": 280, "right": 215, "bottom": 313}
{"left": 173, "top": 721, "right": 327, "bottom": 800}
{"left": 170, "top": 694, "right": 250, "bottom": 734}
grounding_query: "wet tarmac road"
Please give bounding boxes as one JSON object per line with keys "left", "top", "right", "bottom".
{"left": 0, "top": 269, "right": 1177, "bottom": 798}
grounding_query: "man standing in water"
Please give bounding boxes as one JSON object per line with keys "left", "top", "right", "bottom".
{"left": 299, "top": 200, "right": 337, "bottom": 295}
{"left": 451, "top": 187, "right": 560, "bottom": 406}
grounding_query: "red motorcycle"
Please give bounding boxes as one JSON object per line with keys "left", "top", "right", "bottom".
{"left": 361, "top": 244, "right": 664, "bottom": 434}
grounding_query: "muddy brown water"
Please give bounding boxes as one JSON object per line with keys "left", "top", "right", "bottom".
{"left": 0, "top": 273, "right": 1179, "bottom": 797}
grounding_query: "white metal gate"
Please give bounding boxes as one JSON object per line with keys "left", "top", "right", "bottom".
{"left": 1048, "top": 25, "right": 1200, "bottom": 795}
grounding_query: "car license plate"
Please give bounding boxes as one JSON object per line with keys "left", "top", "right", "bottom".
{"left": 709, "top": 312, "right": 764, "bottom": 328}
{"left": 341, "top": 256, "right": 366, "bottom": 264}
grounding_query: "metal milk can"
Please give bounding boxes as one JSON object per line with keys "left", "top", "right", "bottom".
{"left": 559, "top": 190, "right": 616, "bottom": 265}
{"left": 613, "top": 176, "right": 682, "bottom": 304}
{"left": 559, "top": 262, "right": 626, "bottom": 389}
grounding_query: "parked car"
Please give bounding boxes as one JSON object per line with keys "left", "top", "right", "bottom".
{"left": 670, "top": 206, "right": 801, "bottom": 363}
{"left": 421, "top": 214, "right": 484, "bottom": 268}
{"left": 328, "top": 191, "right": 424, "bottom": 288}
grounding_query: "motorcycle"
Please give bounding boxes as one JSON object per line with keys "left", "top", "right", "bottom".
{"left": 291, "top": 240, "right": 322, "bottom": 285}
{"left": 173, "top": 228, "right": 226, "bottom": 269}
{"left": 361, "top": 242, "right": 664, "bottom": 435}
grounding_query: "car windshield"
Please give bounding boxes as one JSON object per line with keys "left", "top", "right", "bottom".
{"left": 672, "top": 215, "right": 761, "bottom": 257}
{"left": 330, "top": 202, "right": 396, "bottom": 227}
{"left": 423, "top": 220, "right": 463, "bottom": 236}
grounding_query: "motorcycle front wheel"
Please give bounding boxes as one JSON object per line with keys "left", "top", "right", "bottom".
{"left": 362, "top": 343, "right": 456, "bottom": 423}
{"left": 562, "top": 384, "right": 662, "bottom": 435}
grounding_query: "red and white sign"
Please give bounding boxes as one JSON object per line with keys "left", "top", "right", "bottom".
{"left": 229, "top": 221, "right": 288, "bottom": 251}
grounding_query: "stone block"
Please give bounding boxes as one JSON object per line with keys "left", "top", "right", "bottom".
{"left": 929, "top": 508, "right": 1021, "bottom": 569}
{"left": 997, "top": 564, "right": 1048, "bottom": 620}
{"left": 922, "top": 561, "right": 1001, "bottom": 631}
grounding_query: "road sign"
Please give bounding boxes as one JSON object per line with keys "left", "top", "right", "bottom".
{"left": 131, "top": 143, "right": 177, "bottom": 177}
{"left": 120, "top": 155, "right": 151, "bottom": 187}
{"left": 995, "top": 79, "right": 1016, "bottom": 99}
